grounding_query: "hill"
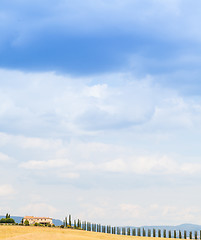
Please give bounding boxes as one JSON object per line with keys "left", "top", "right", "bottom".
{"left": 0, "top": 225, "right": 167, "bottom": 240}
{"left": 126, "top": 223, "right": 201, "bottom": 232}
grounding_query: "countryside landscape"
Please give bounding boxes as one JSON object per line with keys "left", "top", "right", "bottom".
{"left": 1, "top": 214, "right": 201, "bottom": 239}
{"left": 1, "top": 0, "right": 201, "bottom": 239}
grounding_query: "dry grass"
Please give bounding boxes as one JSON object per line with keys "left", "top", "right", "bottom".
{"left": 0, "top": 226, "right": 170, "bottom": 240}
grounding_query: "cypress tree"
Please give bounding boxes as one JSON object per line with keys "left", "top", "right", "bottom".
{"left": 132, "top": 228, "right": 136, "bottom": 236}
{"left": 65, "top": 217, "right": 67, "bottom": 227}
{"left": 189, "top": 231, "right": 192, "bottom": 239}
{"left": 148, "top": 229, "right": 151, "bottom": 237}
{"left": 195, "top": 231, "right": 198, "bottom": 240}
{"left": 163, "top": 229, "right": 166, "bottom": 238}
{"left": 158, "top": 229, "right": 161, "bottom": 238}
{"left": 200, "top": 230, "right": 201, "bottom": 240}
{"left": 74, "top": 220, "right": 76, "bottom": 229}
{"left": 78, "top": 219, "right": 81, "bottom": 228}
{"left": 138, "top": 228, "right": 141, "bottom": 236}
{"left": 127, "top": 228, "right": 131, "bottom": 236}
{"left": 143, "top": 228, "right": 146, "bottom": 237}
{"left": 153, "top": 228, "right": 156, "bottom": 237}
{"left": 168, "top": 230, "right": 171, "bottom": 238}
{"left": 184, "top": 230, "right": 187, "bottom": 239}
{"left": 179, "top": 230, "right": 182, "bottom": 239}
{"left": 174, "top": 230, "right": 177, "bottom": 238}
{"left": 122, "top": 227, "right": 126, "bottom": 235}
{"left": 69, "top": 215, "right": 72, "bottom": 227}
{"left": 82, "top": 221, "right": 85, "bottom": 230}
{"left": 117, "top": 227, "right": 120, "bottom": 235}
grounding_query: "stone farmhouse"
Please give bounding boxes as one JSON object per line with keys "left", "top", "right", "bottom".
{"left": 23, "top": 216, "right": 53, "bottom": 225}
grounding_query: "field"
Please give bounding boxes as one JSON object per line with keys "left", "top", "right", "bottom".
{"left": 0, "top": 226, "right": 169, "bottom": 240}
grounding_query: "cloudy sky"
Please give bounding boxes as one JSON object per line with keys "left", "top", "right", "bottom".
{"left": 1, "top": 0, "right": 201, "bottom": 226}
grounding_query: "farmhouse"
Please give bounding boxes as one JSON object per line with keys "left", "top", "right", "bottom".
{"left": 23, "top": 216, "right": 53, "bottom": 225}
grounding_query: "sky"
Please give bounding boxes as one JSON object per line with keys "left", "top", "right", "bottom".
{"left": 1, "top": 0, "right": 201, "bottom": 226}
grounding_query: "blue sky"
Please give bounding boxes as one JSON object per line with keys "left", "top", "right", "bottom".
{"left": 1, "top": 0, "right": 201, "bottom": 226}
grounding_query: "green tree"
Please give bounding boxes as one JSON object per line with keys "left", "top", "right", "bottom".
{"left": 148, "top": 229, "right": 151, "bottom": 237}
{"left": 0, "top": 218, "right": 15, "bottom": 224}
{"left": 24, "top": 220, "right": 29, "bottom": 226}
{"left": 132, "top": 228, "right": 136, "bottom": 236}
{"left": 69, "top": 215, "right": 71, "bottom": 227}
{"left": 174, "top": 230, "right": 177, "bottom": 238}
{"left": 163, "top": 229, "right": 166, "bottom": 238}
{"left": 169, "top": 230, "right": 171, "bottom": 238}
{"left": 184, "top": 231, "right": 187, "bottom": 239}
{"left": 74, "top": 220, "right": 76, "bottom": 229}
{"left": 158, "top": 229, "right": 161, "bottom": 238}
{"left": 179, "top": 230, "right": 182, "bottom": 239}
{"left": 65, "top": 217, "right": 67, "bottom": 227}
{"left": 143, "top": 228, "right": 146, "bottom": 237}
{"left": 122, "top": 227, "right": 126, "bottom": 235}
{"left": 153, "top": 229, "right": 156, "bottom": 237}
{"left": 195, "top": 231, "right": 198, "bottom": 240}
{"left": 153, "top": 228, "right": 156, "bottom": 237}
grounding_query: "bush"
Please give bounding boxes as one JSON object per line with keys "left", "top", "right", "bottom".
{"left": 60, "top": 225, "right": 64, "bottom": 228}
{"left": 0, "top": 218, "right": 15, "bottom": 224}
{"left": 52, "top": 224, "right": 55, "bottom": 227}
{"left": 48, "top": 223, "right": 51, "bottom": 227}
{"left": 34, "top": 223, "right": 38, "bottom": 226}
{"left": 24, "top": 220, "right": 29, "bottom": 226}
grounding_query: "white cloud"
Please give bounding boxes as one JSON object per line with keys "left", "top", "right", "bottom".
{"left": 120, "top": 204, "right": 145, "bottom": 218}
{"left": 19, "top": 203, "right": 58, "bottom": 218}
{"left": 118, "top": 203, "right": 201, "bottom": 226}
{"left": 1, "top": 68, "right": 201, "bottom": 225}
{"left": 0, "top": 185, "right": 15, "bottom": 197}
{"left": 20, "top": 159, "right": 72, "bottom": 170}
{"left": 0, "top": 152, "right": 12, "bottom": 162}
{"left": 59, "top": 172, "right": 80, "bottom": 179}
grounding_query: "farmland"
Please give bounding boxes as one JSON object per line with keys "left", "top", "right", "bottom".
{"left": 0, "top": 226, "right": 168, "bottom": 240}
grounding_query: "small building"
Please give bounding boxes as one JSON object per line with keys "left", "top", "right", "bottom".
{"left": 23, "top": 216, "right": 53, "bottom": 225}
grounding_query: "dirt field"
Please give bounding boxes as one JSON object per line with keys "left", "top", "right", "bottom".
{"left": 0, "top": 226, "right": 169, "bottom": 240}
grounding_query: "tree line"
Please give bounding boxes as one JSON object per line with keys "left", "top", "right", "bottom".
{"left": 63, "top": 214, "right": 201, "bottom": 239}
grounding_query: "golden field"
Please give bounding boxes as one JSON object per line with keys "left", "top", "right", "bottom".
{"left": 0, "top": 226, "right": 170, "bottom": 240}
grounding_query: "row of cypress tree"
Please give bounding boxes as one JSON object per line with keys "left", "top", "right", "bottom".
{"left": 64, "top": 215, "right": 201, "bottom": 238}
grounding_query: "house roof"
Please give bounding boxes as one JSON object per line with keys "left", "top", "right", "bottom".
{"left": 24, "top": 216, "right": 52, "bottom": 220}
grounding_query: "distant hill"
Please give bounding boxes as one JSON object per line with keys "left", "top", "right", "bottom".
{"left": 131, "top": 224, "right": 201, "bottom": 232}
{"left": 0, "top": 216, "right": 63, "bottom": 226}
{"left": 122, "top": 223, "right": 201, "bottom": 237}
